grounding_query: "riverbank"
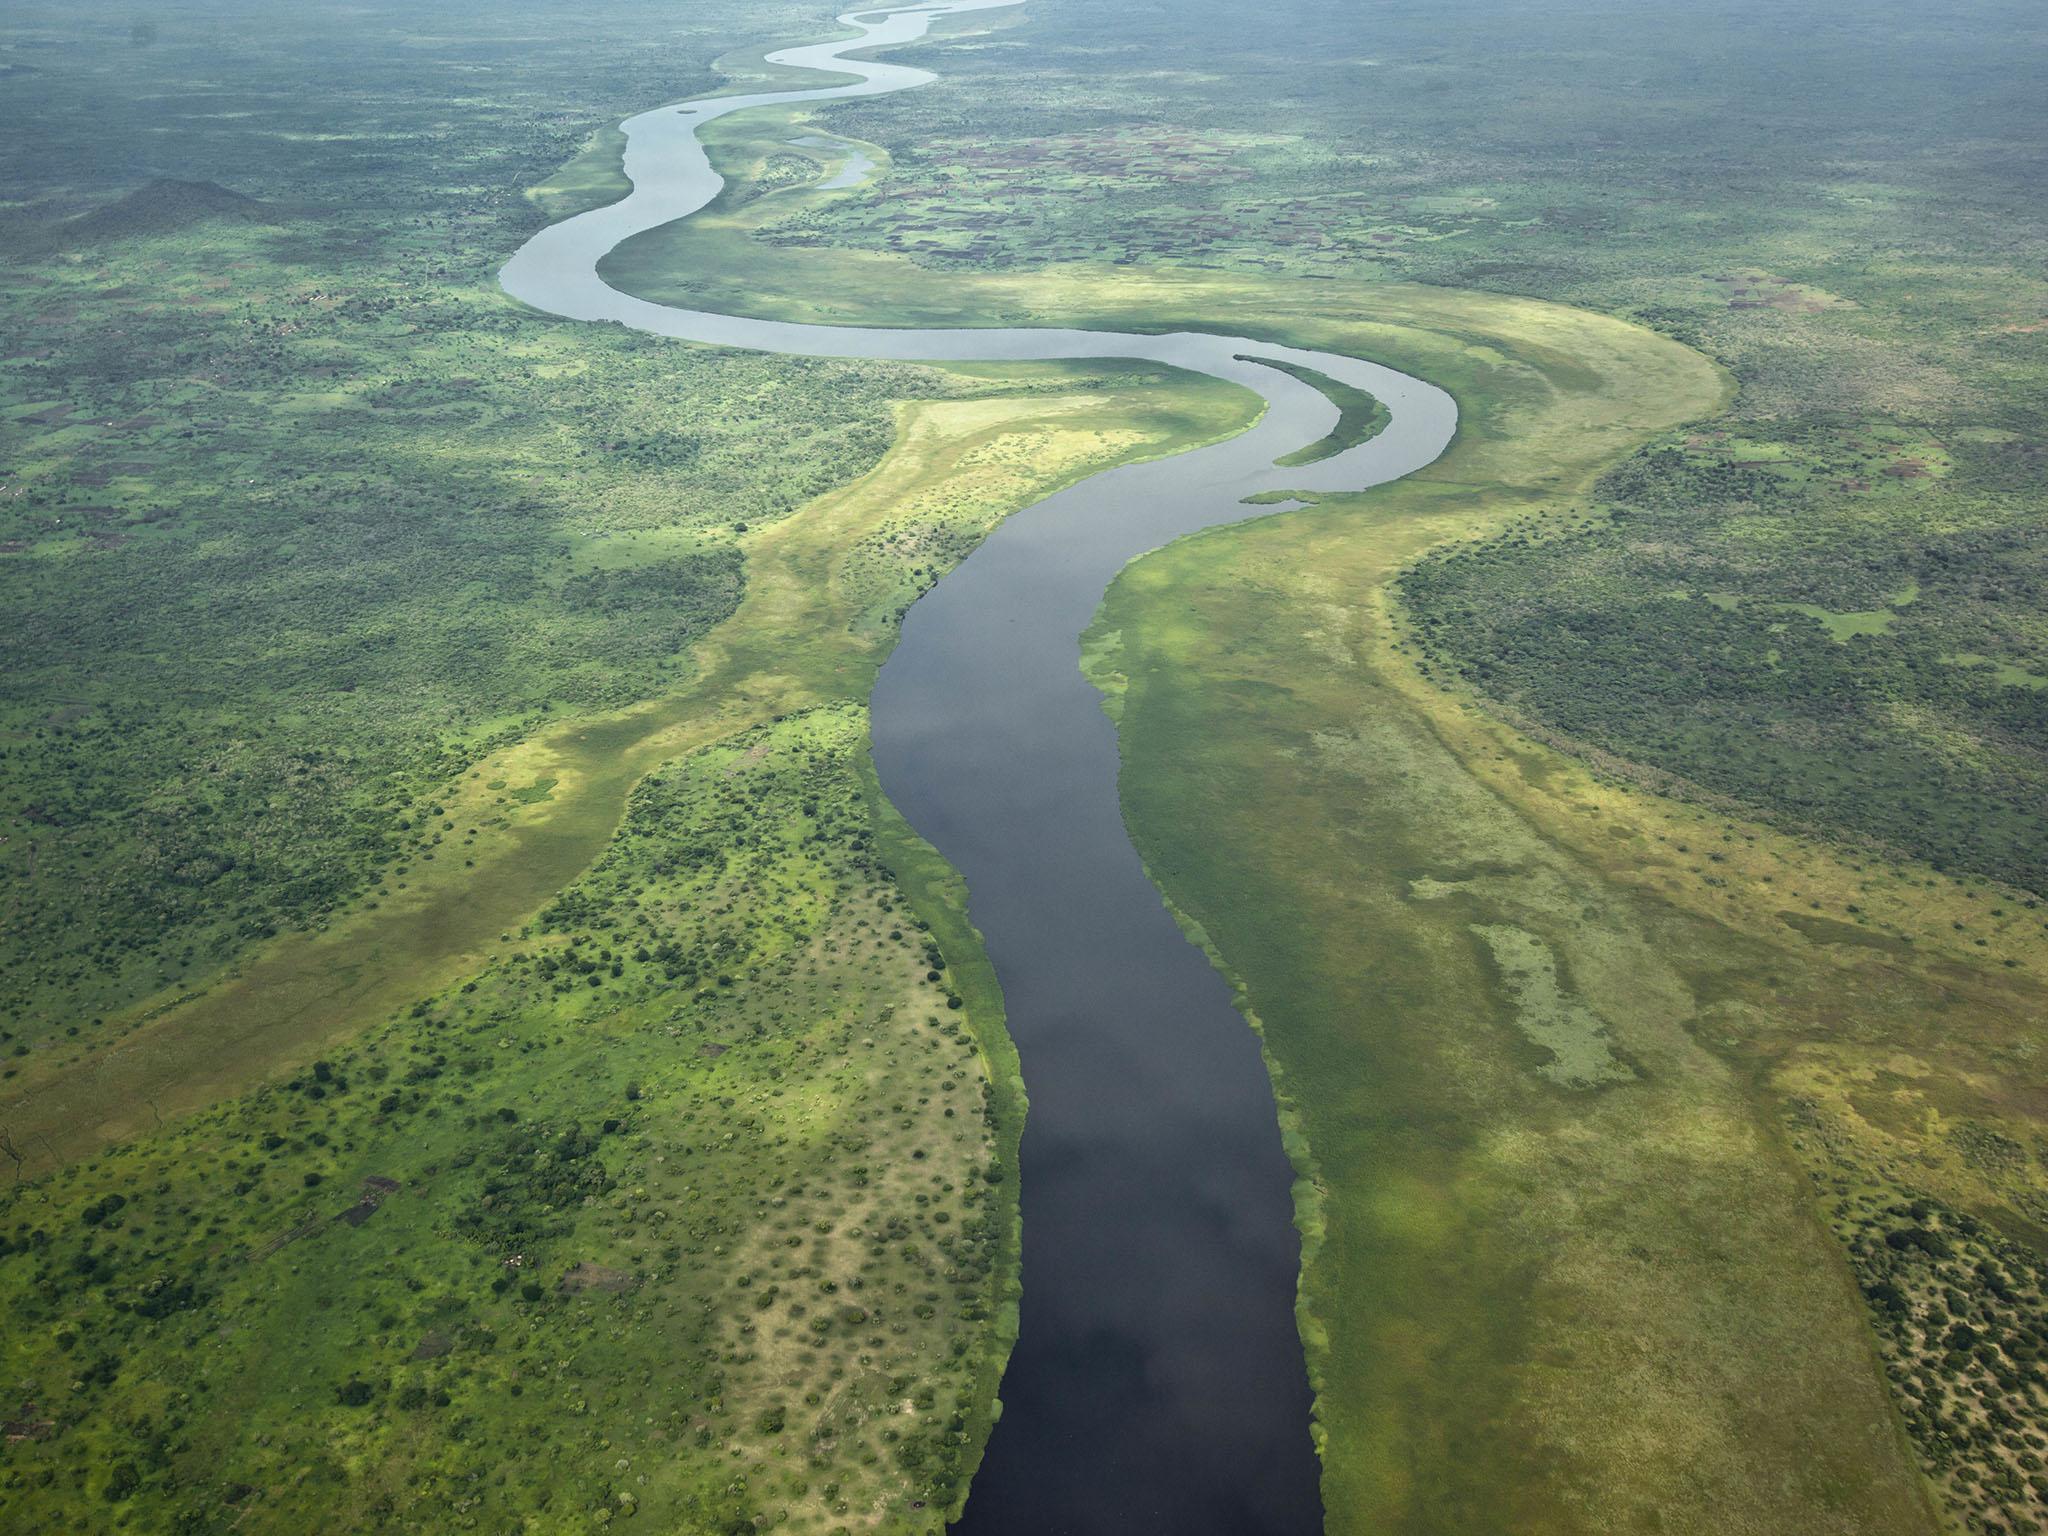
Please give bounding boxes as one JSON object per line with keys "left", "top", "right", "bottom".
{"left": 587, "top": 24, "right": 2019, "bottom": 1533}
{"left": 497, "top": 5, "right": 1459, "bottom": 1526}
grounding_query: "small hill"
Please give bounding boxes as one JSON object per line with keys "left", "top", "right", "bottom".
{"left": 62, "top": 178, "right": 273, "bottom": 246}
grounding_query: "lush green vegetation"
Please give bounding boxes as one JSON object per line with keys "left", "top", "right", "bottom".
{"left": 1246, "top": 357, "right": 1390, "bottom": 469}
{"left": 0, "top": 228, "right": 865, "bottom": 1039}
{"left": 1087, "top": 304, "right": 2048, "bottom": 1532}
{"left": 603, "top": 0, "right": 2042, "bottom": 1528}
{"left": 602, "top": 104, "right": 2025, "bottom": 1521}
{"left": 0, "top": 2, "right": 1257, "bottom": 1528}
{"left": 717, "top": 0, "right": 2048, "bottom": 894}
{"left": 952, "top": 2, "right": 2046, "bottom": 1528}
{"left": 0, "top": 702, "right": 1017, "bottom": 1531}
{"left": 1088, "top": 308, "right": 1947, "bottom": 1534}
{"left": 1400, "top": 439, "right": 2048, "bottom": 892}
{"left": 5, "top": 0, "right": 2046, "bottom": 1531}
{"left": 0, "top": 333, "right": 1235, "bottom": 1530}
{"left": 2, "top": 0, "right": 903, "bottom": 1049}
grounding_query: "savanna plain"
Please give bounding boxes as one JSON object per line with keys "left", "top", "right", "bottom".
{"left": 2, "top": 1, "right": 2045, "bottom": 1533}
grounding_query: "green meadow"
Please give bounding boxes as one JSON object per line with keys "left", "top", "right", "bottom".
{"left": 0, "top": 2, "right": 1251, "bottom": 1527}
{"left": 606, "top": 1, "right": 2048, "bottom": 1526}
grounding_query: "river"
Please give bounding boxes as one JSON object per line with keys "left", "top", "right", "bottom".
{"left": 500, "top": 3, "right": 1457, "bottom": 1530}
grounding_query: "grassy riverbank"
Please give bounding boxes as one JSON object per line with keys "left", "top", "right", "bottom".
{"left": 0, "top": 2, "right": 1256, "bottom": 1528}
{"left": 1, "top": 320, "right": 1251, "bottom": 1531}
{"left": 601, "top": 30, "right": 2048, "bottom": 1534}
{"left": 2, "top": 358, "right": 1253, "bottom": 1164}
{"left": 6, "top": 0, "right": 2044, "bottom": 1531}
{"left": 1087, "top": 352, "right": 2046, "bottom": 1534}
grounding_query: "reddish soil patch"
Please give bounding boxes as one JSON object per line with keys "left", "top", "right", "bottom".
{"left": 336, "top": 1174, "right": 402, "bottom": 1227}
{"left": 559, "top": 1262, "right": 637, "bottom": 1294}
{"left": 3, "top": 1410, "right": 55, "bottom": 1443}
{"left": 411, "top": 1331, "right": 454, "bottom": 1360}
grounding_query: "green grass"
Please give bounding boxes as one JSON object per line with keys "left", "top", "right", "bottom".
{"left": 0, "top": 350, "right": 1247, "bottom": 1528}
{"left": 0, "top": 160, "right": 1251, "bottom": 1526}
{"left": 0, "top": 5, "right": 1254, "bottom": 1529}
{"left": 0, "top": 703, "right": 1018, "bottom": 1533}
{"left": 1242, "top": 356, "right": 1391, "bottom": 468}
{"left": 525, "top": 124, "right": 631, "bottom": 221}
{"left": 741, "top": 0, "right": 2048, "bottom": 906}
{"left": 1074, "top": 279, "right": 2048, "bottom": 1536}
{"left": 770, "top": 33, "right": 2045, "bottom": 1525}
{"left": 5, "top": 0, "right": 2047, "bottom": 1531}
{"left": 588, "top": 100, "right": 2016, "bottom": 1525}
{"left": 1080, "top": 301, "right": 2029, "bottom": 1528}
{"left": 2, "top": 363, "right": 1254, "bottom": 1154}
{"left": 1399, "top": 489, "right": 2048, "bottom": 890}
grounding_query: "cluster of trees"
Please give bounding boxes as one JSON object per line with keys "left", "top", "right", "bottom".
{"left": 1401, "top": 490, "right": 2048, "bottom": 894}
{"left": 1841, "top": 1191, "right": 2048, "bottom": 1523}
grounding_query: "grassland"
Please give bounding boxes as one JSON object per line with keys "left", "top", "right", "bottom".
{"left": 1248, "top": 358, "right": 1390, "bottom": 469}
{"left": 1087, "top": 314, "right": 2042, "bottom": 1533}
{"left": 0, "top": 1, "right": 1263, "bottom": 1528}
{"left": 0, "top": 182, "right": 1249, "bottom": 1525}
{"left": 2, "top": 699, "right": 1013, "bottom": 1532}
{"left": 4, "top": 0, "right": 2045, "bottom": 1531}
{"left": 1, "top": 350, "right": 1253, "bottom": 1161}
{"left": 748, "top": 0, "right": 2048, "bottom": 899}
{"left": 1, "top": 0, "right": 866, "bottom": 1057}
{"left": 0, "top": 328, "right": 1250, "bottom": 1530}
{"left": 597, "top": 4, "right": 2048, "bottom": 1530}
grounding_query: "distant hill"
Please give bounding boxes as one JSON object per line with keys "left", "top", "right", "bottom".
{"left": 60, "top": 178, "right": 274, "bottom": 246}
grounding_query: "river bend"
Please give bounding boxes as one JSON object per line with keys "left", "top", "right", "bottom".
{"left": 501, "top": 4, "right": 1458, "bottom": 1531}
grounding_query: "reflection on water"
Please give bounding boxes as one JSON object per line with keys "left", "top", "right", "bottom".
{"left": 499, "top": 3, "right": 1455, "bottom": 1530}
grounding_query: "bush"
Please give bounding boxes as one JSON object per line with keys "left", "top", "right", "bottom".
{"left": 102, "top": 1461, "right": 142, "bottom": 1502}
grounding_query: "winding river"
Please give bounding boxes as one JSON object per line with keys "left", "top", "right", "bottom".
{"left": 501, "top": 3, "right": 1457, "bottom": 1530}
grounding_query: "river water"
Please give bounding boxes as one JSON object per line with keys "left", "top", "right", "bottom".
{"left": 500, "top": 3, "right": 1457, "bottom": 1530}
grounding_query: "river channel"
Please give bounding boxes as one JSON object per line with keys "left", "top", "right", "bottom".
{"left": 500, "top": 3, "right": 1457, "bottom": 1529}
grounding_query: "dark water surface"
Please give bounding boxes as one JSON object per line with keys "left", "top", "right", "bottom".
{"left": 871, "top": 435, "right": 1370, "bottom": 1536}
{"left": 501, "top": 3, "right": 1456, "bottom": 1530}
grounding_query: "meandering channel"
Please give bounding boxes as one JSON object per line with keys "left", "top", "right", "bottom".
{"left": 501, "top": 3, "right": 1457, "bottom": 1530}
